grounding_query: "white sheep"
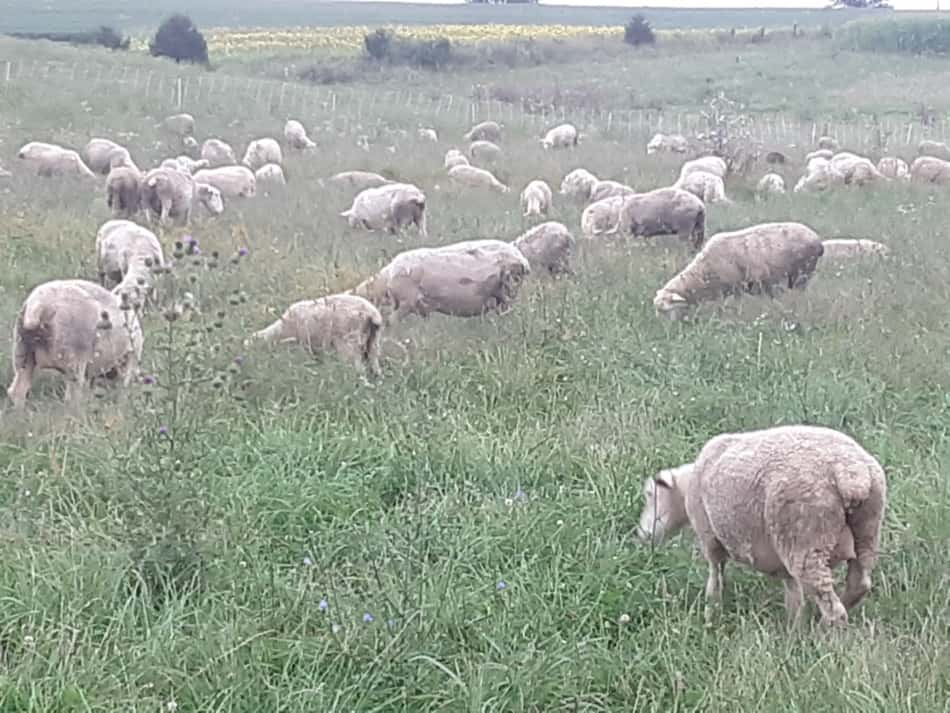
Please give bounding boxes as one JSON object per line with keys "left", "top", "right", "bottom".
{"left": 469, "top": 140, "right": 503, "bottom": 164}
{"left": 447, "top": 165, "right": 510, "bottom": 193}
{"left": 7, "top": 279, "right": 144, "bottom": 408}
{"left": 327, "top": 170, "right": 394, "bottom": 193}
{"left": 512, "top": 222, "right": 575, "bottom": 276}
{"left": 341, "top": 183, "right": 427, "bottom": 238}
{"left": 821, "top": 239, "right": 890, "bottom": 260}
{"left": 443, "top": 149, "right": 470, "bottom": 171}
{"left": 95, "top": 219, "right": 165, "bottom": 288}
{"left": 201, "top": 138, "right": 237, "bottom": 167}
{"left": 829, "top": 152, "right": 886, "bottom": 186}
{"left": 679, "top": 156, "right": 727, "bottom": 181}
{"left": 918, "top": 139, "right": 950, "bottom": 161}
{"left": 106, "top": 166, "right": 143, "bottom": 219}
{"left": 616, "top": 187, "right": 706, "bottom": 249}
{"left": 158, "top": 113, "right": 196, "bottom": 137}
{"left": 418, "top": 128, "right": 439, "bottom": 143}
{"left": 794, "top": 158, "right": 846, "bottom": 193}
{"left": 581, "top": 196, "right": 625, "bottom": 239}
{"left": 541, "top": 123, "right": 579, "bottom": 150}
{"left": 160, "top": 156, "right": 209, "bottom": 174}
{"left": 83, "top": 138, "right": 133, "bottom": 175}
{"left": 255, "top": 163, "right": 287, "bottom": 186}
{"left": 142, "top": 167, "right": 224, "bottom": 225}
{"left": 17, "top": 142, "right": 96, "bottom": 179}
{"left": 520, "top": 179, "right": 553, "bottom": 218}
{"left": 284, "top": 119, "right": 316, "bottom": 150}
{"left": 877, "top": 157, "right": 910, "bottom": 181}
{"left": 589, "top": 179, "right": 635, "bottom": 204}
{"left": 636, "top": 425, "right": 886, "bottom": 628}
{"left": 464, "top": 120, "right": 503, "bottom": 143}
{"left": 193, "top": 166, "right": 257, "bottom": 199}
{"left": 559, "top": 168, "right": 599, "bottom": 203}
{"left": 675, "top": 170, "right": 730, "bottom": 204}
{"left": 910, "top": 155, "right": 950, "bottom": 185}
{"left": 249, "top": 294, "right": 383, "bottom": 377}
{"left": 756, "top": 173, "right": 786, "bottom": 196}
{"left": 804, "top": 149, "right": 834, "bottom": 165}
{"left": 653, "top": 221, "right": 824, "bottom": 321}
{"left": 647, "top": 133, "right": 688, "bottom": 155}
{"left": 242, "top": 138, "right": 283, "bottom": 172}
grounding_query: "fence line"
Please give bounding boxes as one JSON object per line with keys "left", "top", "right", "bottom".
{"left": 2, "top": 58, "right": 947, "bottom": 149}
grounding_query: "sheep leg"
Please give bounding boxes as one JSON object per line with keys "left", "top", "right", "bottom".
{"left": 783, "top": 578, "right": 805, "bottom": 628}
{"left": 790, "top": 549, "right": 848, "bottom": 628}
{"left": 63, "top": 364, "right": 89, "bottom": 406}
{"left": 416, "top": 212, "right": 428, "bottom": 239}
{"left": 7, "top": 357, "right": 35, "bottom": 410}
{"left": 702, "top": 542, "right": 728, "bottom": 626}
{"left": 840, "top": 510, "right": 882, "bottom": 611}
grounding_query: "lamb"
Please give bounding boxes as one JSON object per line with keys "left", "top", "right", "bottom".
{"left": 652, "top": 222, "right": 824, "bottom": 321}
{"left": 679, "top": 156, "right": 728, "bottom": 181}
{"left": 647, "top": 133, "right": 689, "bottom": 155}
{"left": 249, "top": 294, "right": 383, "bottom": 377}
{"left": 817, "top": 135, "right": 840, "bottom": 152}
{"left": 877, "top": 157, "right": 910, "bottom": 181}
{"left": 447, "top": 165, "right": 510, "bottom": 193}
{"left": 559, "top": 168, "right": 599, "bottom": 202}
{"left": 351, "top": 239, "right": 530, "bottom": 321}
{"left": 418, "top": 128, "right": 439, "bottom": 143}
{"left": 284, "top": 119, "right": 316, "bottom": 150}
{"left": 917, "top": 139, "right": 950, "bottom": 161}
{"left": 83, "top": 138, "right": 133, "bottom": 175}
{"left": 581, "top": 196, "right": 625, "bottom": 239}
{"left": 17, "top": 142, "right": 96, "bottom": 179}
{"left": 615, "top": 187, "right": 706, "bottom": 249}
{"left": 242, "top": 138, "right": 283, "bottom": 172}
{"left": 142, "top": 167, "right": 225, "bottom": 225}
{"left": 341, "top": 183, "right": 427, "bottom": 238}
{"left": 512, "top": 222, "right": 575, "bottom": 276}
{"left": 159, "top": 113, "right": 196, "bottom": 137}
{"left": 469, "top": 140, "right": 502, "bottom": 164}
{"left": 201, "top": 138, "right": 237, "bottom": 167}
{"left": 910, "top": 156, "right": 950, "bottom": 185}
{"left": 636, "top": 424, "right": 886, "bottom": 628}
{"left": 520, "top": 179, "right": 553, "bottom": 218}
{"left": 464, "top": 120, "right": 503, "bottom": 143}
{"left": 7, "top": 279, "right": 144, "bottom": 408}
{"left": 589, "top": 179, "right": 635, "bottom": 204}
{"left": 541, "top": 123, "right": 579, "bottom": 150}
{"left": 193, "top": 166, "right": 257, "bottom": 198}
{"left": 756, "top": 173, "right": 786, "bottom": 196}
{"left": 327, "top": 170, "right": 394, "bottom": 193}
{"left": 443, "top": 149, "right": 470, "bottom": 171}
{"left": 674, "top": 170, "right": 730, "bottom": 204}
{"left": 821, "top": 239, "right": 890, "bottom": 260}
{"left": 106, "top": 166, "right": 143, "bottom": 219}
{"left": 255, "top": 163, "right": 287, "bottom": 186}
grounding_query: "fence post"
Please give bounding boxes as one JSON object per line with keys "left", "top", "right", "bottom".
{"left": 176, "top": 76, "right": 183, "bottom": 110}
{"left": 3, "top": 61, "right": 10, "bottom": 83}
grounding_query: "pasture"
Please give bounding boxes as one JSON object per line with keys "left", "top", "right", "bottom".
{"left": 1, "top": 11, "right": 950, "bottom": 713}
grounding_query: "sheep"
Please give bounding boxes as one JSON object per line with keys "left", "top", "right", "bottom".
{"left": 181, "top": 136, "right": 200, "bottom": 157}
{"left": 541, "top": 123, "right": 579, "bottom": 150}
{"left": 160, "top": 156, "right": 209, "bottom": 174}
{"left": 142, "top": 167, "right": 224, "bottom": 225}
{"left": 756, "top": 173, "right": 786, "bottom": 196}
{"left": 674, "top": 170, "right": 730, "bottom": 204}
{"left": 158, "top": 113, "right": 196, "bottom": 137}
{"left": 615, "top": 187, "right": 706, "bottom": 250}
{"left": 817, "top": 135, "right": 840, "bottom": 152}
{"left": 341, "top": 182, "right": 427, "bottom": 239}
{"left": 469, "top": 140, "right": 502, "bottom": 164}
{"left": 877, "top": 157, "right": 910, "bottom": 181}
{"left": 443, "top": 149, "right": 470, "bottom": 171}
{"left": 520, "top": 179, "right": 553, "bottom": 218}
{"left": 559, "top": 168, "right": 599, "bottom": 203}
{"left": 284, "top": 119, "right": 316, "bottom": 150}
{"left": 652, "top": 222, "right": 824, "bottom": 321}
{"left": 193, "top": 166, "right": 257, "bottom": 199}
{"left": 829, "top": 152, "right": 886, "bottom": 186}
{"left": 83, "top": 138, "right": 133, "bottom": 175}
{"left": 821, "top": 239, "right": 890, "bottom": 260}
{"left": 679, "top": 156, "right": 727, "bottom": 181}
{"left": 106, "top": 166, "right": 143, "bottom": 219}
{"left": 201, "top": 138, "right": 237, "bottom": 167}
{"left": 351, "top": 239, "right": 530, "bottom": 321}
{"left": 249, "top": 294, "right": 383, "bottom": 377}
{"left": 589, "top": 179, "right": 635, "bottom": 204}
{"left": 512, "top": 221, "right": 575, "bottom": 276}
{"left": 910, "top": 156, "right": 950, "bottom": 185}
{"left": 95, "top": 219, "right": 164, "bottom": 286}
{"left": 447, "top": 165, "right": 510, "bottom": 193}
{"left": 255, "top": 163, "right": 286, "bottom": 186}
{"left": 418, "top": 128, "right": 439, "bottom": 143}
{"left": 242, "top": 138, "right": 283, "bottom": 172}
{"left": 581, "top": 196, "right": 626, "bottom": 240}
{"left": 794, "top": 158, "right": 846, "bottom": 194}
{"left": 464, "top": 120, "right": 503, "bottom": 143}
{"left": 327, "top": 170, "right": 394, "bottom": 193}
{"left": 17, "top": 142, "right": 96, "bottom": 179}
{"left": 805, "top": 149, "right": 834, "bottom": 165}
{"left": 647, "top": 133, "right": 689, "bottom": 155}
{"left": 917, "top": 139, "right": 950, "bottom": 161}
{"left": 7, "top": 279, "right": 144, "bottom": 409}
{"left": 636, "top": 424, "right": 886, "bottom": 628}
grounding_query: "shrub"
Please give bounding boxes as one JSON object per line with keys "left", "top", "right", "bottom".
{"left": 149, "top": 13, "right": 209, "bottom": 65}
{"left": 624, "top": 14, "right": 656, "bottom": 47}
{"left": 696, "top": 92, "right": 761, "bottom": 176}
{"left": 8, "top": 26, "right": 130, "bottom": 50}
{"left": 363, "top": 28, "right": 393, "bottom": 61}
{"left": 362, "top": 28, "right": 455, "bottom": 69}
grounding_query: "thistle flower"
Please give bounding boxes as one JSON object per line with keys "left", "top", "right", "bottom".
{"left": 184, "top": 235, "right": 197, "bottom": 246}
{"left": 238, "top": 247, "right": 249, "bottom": 257}
{"left": 158, "top": 426, "right": 169, "bottom": 436}
{"left": 142, "top": 375, "right": 156, "bottom": 386}
{"left": 233, "top": 356, "right": 244, "bottom": 366}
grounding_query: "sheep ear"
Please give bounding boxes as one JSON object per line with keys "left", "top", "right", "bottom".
{"left": 654, "top": 471, "right": 675, "bottom": 489}
{"left": 669, "top": 293, "right": 687, "bottom": 303}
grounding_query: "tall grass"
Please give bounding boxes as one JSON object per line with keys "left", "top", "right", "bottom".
{"left": 838, "top": 18, "right": 950, "bottom": 54}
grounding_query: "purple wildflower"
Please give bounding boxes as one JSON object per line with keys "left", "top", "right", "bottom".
{"left": 496, "top": 580, "right": 508, "bottom": 591}
{"left": 363, "top": 612, "right": 375, "bottom": 624}
{"left": 158, "top": 426, "right": 169, "bottom": 436}
{"left": 142, "top": 375, "right": 156, "bottom": 386}
{"left": 319, "top": 599, "right": 328, "bottom": 612}
{"left": 514, "top": 487, "right": 526, "bottom": 500}
{"left": 193, "top": 246, "right": 201, "bottom": 255}
{"left": 184, "top": 235, "right": 197, "bottom": 245}
{"left": 238, "top": 247, "right": 249, "bottom": 257}
{"left": 233, "top": 356, "right": 244, "bottom": 366}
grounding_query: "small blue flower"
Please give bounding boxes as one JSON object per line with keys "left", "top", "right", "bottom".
{"left": 233, "top": 356, "right": 244, "bottom": 366}
{"left": 514, "top": 487, "right": 526, "bottom": 500}
{"left": 184, "top": 235, "right": 197, "bottom": 245}
{"left": 496, "top": 580, "right": 508, "bottom": 591}
{"left": 318, "top": 598, "right": 328, "bottom": 612}
{"left": 387, "top": 618, "right": 397, "bottom": 629}
{"left": 303, "top": 556, "right": 313, "bottom": 567}
{"left": 363, "top": 612, "right": 375, "bottom": 624}
{"left": 238, "top": 247, "right": 249, "bottom": 257}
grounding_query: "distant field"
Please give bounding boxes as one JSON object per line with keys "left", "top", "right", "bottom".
{"left": 0, "top": 0, "right": 897, "bottom": 34}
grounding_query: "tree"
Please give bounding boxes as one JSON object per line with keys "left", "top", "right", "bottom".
{"left": 624, "top": 14, "right": 656, "bottom": 47}
{"left": 149, "top": 14, "right": 209, "bottom": 65}
{"left": 830, "top": 0, "right": 892, "bottom": 7}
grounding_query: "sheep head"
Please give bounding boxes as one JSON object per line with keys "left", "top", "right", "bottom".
{"left": 653, "top": 289, "right": 690, "bottom": 321}
{"left": 637, "top": 464, "right": 693, "bottom": 545}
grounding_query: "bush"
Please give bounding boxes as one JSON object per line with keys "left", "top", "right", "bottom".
{"left": 838, "top": 19, "right": 950, "bottom": 54}
{"left": 8, "top": 26, "right": 130, "bottom": 50}
{"left": 149, "top": 13, "right": 209, "bottom": 65}
{"left": 363, "top": 28, "right": 393, "bottom": 61}
{"left": 624, "top": 14, "right": 656, "bottom": 47}
{"left": 362, "top": 28, "right": 455, "bottom": 69}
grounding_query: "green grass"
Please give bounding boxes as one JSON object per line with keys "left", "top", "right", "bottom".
{"left": 1, "top": 23, "right": 950, "bottom": 712}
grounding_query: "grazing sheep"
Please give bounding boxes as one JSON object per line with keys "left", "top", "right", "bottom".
{"left": 249, "top": 294, "right": 383, "bottom": 377}
{"left": 17, "top": 142, "right": 96, "bottom": 179}
{"left": 513, "top": 221, "right": 575, "bottom": 276}
{"left": 351, "top": 239, "right": 530, "bottom": 321}
{"left": 765, "top": 151, "right": 787, "bottom": 165}
{"left": 636, "top": 425, "right": 886, "bottom": 628}
{"left": 159, "top": 113, "right": 196, "bottom": 137}
{"left": 327, "top": 171, "right": 394, "bottom": 194}
{"left": 675, "top": 170, "right": 730, "bottom": 204}
{"left": 443, "top": 149, "right": 470, "bottom": 171}
{"left": 821, "top": 239, "right": 890, "bottom": 260}
{"left": 918, "top": 139, "right": 950, "bottom": 161}
{"left": 255, "top": 163, "right": 287, "bottom": 186}
{"left": 805, "top": 149, "right": 834, "bottom": 165}
{"left": 160, "top": 156, "right": 209, "bottom": 174}
{"left": 817, "top": 135, "right": 840, "bottom": 152}
{"left": 615, "top": 187, "right": 706, "bottom": 249}
{"left": 520, "top": 179, "right": 553, "bottom": 218}
{"left": 589, "top": 179, "right": 635, "bottom": 204}
{"left": 541, "top": 123, "right": 579, "bottom": 150}
{"left": 756, "top": 173, "right": 786, "bottom": 196}
{"left": 679, "top": 156, "right": 728, "bottom": 181}
{"left": 559, "top": 168, "right": 599, "bottom": 202}
{"left": 794, "top": 158, "right": 846, "bottom": 193}
{"left": 418, "top": 128, "right": 439, "bottom": 143}
{"left": 464, "top": 120, "right": 503, "bottom": 143}
{"left": 181, "top": 135, "right": 200, "bottom": 157}
{"left": 106, "top": 166, "right": 143, "bottom": 219}
{"left": 95, "top": 219, "right": 164, "bottom": 290}
{"left": 447, "top": 165, "right": 510, "bottom": 193}
{"left": 7, "top": 279, "right": 144, "bottom": 408}
{"left": 581, "top": 196, "right": 625, "bottom": 239}
{"left": 829, "top": 152, "right": 886, "bottom": 186}
{"left": 242, "top": 138, "right": 283, "bottom": 171}
{"left": 341, "top": 183, "right": 427, "bottom": 238}
{"left": 469, "top": 140, "right": 502, "bottom": 164}
{"left": 877, "top": 157, "right": 910, "bottom": 181}
{"left": 84, "top": 138, "right": 133, "bottom": 175}
{"left": 284, "top": 119, "right": 316, "bottom": 150}
{"left": 201, "top": 138, "right": 237, "bottom": 167}
{"left": 652, "top": 222, "right": 824, "bottom": 321}
{"left": 142, "top": 167, "right": 224, "bottom": 225}
{"left": 647, "top": 133, "right": 689, "bottom": 155}
{"left": 193, "top": 166, "right": 257, "bottom": 199}
{"left": 910, "top": 156, "right": 950, "bottom": 185}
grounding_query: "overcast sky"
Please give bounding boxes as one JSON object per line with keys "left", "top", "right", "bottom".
{"left": 539, "top": 0, "right": 940, "bottom": 7}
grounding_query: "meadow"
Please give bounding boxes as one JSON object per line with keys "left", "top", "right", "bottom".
{"left": 1, "top": 8, "right": 950, "bottom": 712}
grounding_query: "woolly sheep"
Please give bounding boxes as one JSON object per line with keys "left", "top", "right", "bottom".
{"left": 284, "top": 119, "right": 316, "bottom": 150}
{"left": 447, "top": 165, "right": 510, "bottom": 193}
{"left": 17, "top": 142, "right": 96, "bottom": 179}
{"left": 829, "top": 152, "right": 886, "bottom": 186}
{"left": 242, "top": 138, "right": 283, "bottom": 171}
{"left": 877, "top": 157, "right": 910, "bottom": 181}
{"left": 679, "top": 156, "right": 728, "bottom": 181}
{"left": 805, "top": 149, "right": 834, "bottom": 165}
{"left": 142, "top": 167, "right": 224, "bottom": 225}
{"left": 589, "top": 179, "right": 635, "bottom": 204}
{"left": 181, "top": 136, "right": 200, "bottom": 157}
{"left": 653, "top": 222, "right": 824, "bottom": 321}
{"left": 675, "top": 170, "right": 730, "bottom": 204}
{"left": 541, "top": 123, "right": 579, "bottom": 150}
{"left": 821, "top": 239, "right": 890, "bottom": 260}
{"left": 794, "top": 158, "right": 846, "bottom": 194}
{"left": 581, "top": 196, "right": 626, "bottom": 239}
{"left": 817, "top": 135, "right": 840, "bottom": 152}
{"left": 160, "top": 156, "right": 209, "bottom": 174}
{"left": 469, "top": 140, "right": 502, "bottom": 164}
{"left": 249, "top": 294, "right": 383, "bottom": 377}
{"left": 95, "top": 220, "right": 164, "bottom": 287}
{"left": 7, "top": 279, "right": 144, "bottom": 408}
{"left": 637, "top": 425, "right": 886, "bottom": 628}
{"left": 84, "top": 138, "right": 133, "bottom": 175}
{"left": 159, "top": 113, "right": 196, "bottom": 137}
{"left": 106, "top": 166, "right": 143, "bottom": 219}
{"left": 255, "top": 163, "right": 287, "bottom": 186}
{"left": 512, "top": 221, "right": 575, "bottom": 276}
{"left": 327, "top": 170, "right": 394, "bottom": 193}
{"left": 193, "top": 166, "right": 257, "bottom": 199}
{"left": 418, "top": 128, "right": 439, "bottom": 143}
{"left": 917, "top": 139, "right": 950, "bottom": 161}
{"left": 756, "top": 173, "right": 786, "bottom": 196}
{"left": 615, "top": 187, "right": 706, "bottom": 249}
{"left": 559, "top": 168, "right": 599, "bottom": 202}
{"left": 647, "top": 133, "right": 688, "bottom": 155}
{"left": 201, "top": 138, "right": 237, "bottom": 167}
{"left": 443, "top": 149, "right": 470, "bottom": 171}
{"left": 520, "top": 179, "right": 553, "bottom": 218}
{"left": 351, "top": 239, "right": 530, "bottom": 321}
{"left": 464, "top": 120, "right": 503, "bottom": 143}
{"left": 341, "top": 183, "right": 427, "bottom": 239}
{"left": 910, "top": 156, "right": 950, "bottom": 185}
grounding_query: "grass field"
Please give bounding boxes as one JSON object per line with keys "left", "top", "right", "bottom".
{"left": 1, "top": 6, "right": 950, "bottom": 711}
